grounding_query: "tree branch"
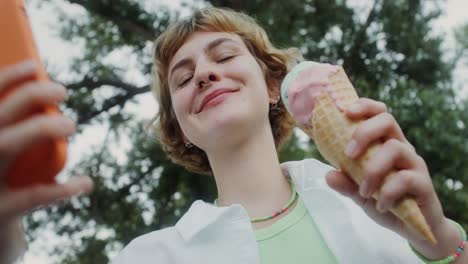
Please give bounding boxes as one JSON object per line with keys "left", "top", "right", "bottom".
{"left": 65, "top": 78, "right": 150, "bottom": 125}
{"left": 118, "top": 163, "right": 158, "bottom": 198}
{"left": 78, "top": 85, "right": 150, "bottom": 125}
{"left": 66, "top": 0, "right": 155, "bottom": 41}
{"left": 343, "top": 0, "right": 381, "bottom": 72}
{"left": 112, "top": 18, "right": 155, "bottom": 42}
{"left": 66, "top": 77, "right": 144, "bottom": 93}
{"left": 210, "top": 0, "right": 251, "bottom": 10}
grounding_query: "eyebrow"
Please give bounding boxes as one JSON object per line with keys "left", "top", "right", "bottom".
{"left": 169, "top": 37, "right": 239, "bottom": 78}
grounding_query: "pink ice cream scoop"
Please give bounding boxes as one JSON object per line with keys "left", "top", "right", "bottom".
{"left": 281, "top": 61, "right": 345, "bottom": 126}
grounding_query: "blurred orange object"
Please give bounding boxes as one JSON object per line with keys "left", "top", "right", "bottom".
{"left": 0, "top": 0, "right": 67, "bottom": 189}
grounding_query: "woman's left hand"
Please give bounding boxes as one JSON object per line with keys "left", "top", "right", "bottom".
{"left": 325, "top": 98, "right": 462, "bottom": 260}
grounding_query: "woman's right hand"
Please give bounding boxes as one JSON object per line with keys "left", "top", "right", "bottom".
{"left": 0, "top": 61, "right": 93, "bottom": 262}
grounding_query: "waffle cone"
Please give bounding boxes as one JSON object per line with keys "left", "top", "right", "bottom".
{"left": 297, "top": 66, "right": 436, "bottom": 244}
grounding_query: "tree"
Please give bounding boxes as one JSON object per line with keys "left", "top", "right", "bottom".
{"left": 454, "top": 22, "right": 468, "bottom": 66}
{"left": 24, "top": 0, "right": 467, "bottom": 263}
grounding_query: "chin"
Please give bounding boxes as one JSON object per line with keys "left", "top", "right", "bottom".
{"left": 211, "top": 110, "right": 248, "bottom": 131}
{"left": 199, "top": 107, "right": 252, "bottom": 144}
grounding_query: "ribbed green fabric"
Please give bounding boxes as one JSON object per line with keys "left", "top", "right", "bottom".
{"left": 255, "top": 196, "right": 337, "bottom": 264}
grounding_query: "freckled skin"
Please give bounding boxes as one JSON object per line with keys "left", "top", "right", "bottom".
{"left": 168, "top": 32, "right": 275, "bottom": 152}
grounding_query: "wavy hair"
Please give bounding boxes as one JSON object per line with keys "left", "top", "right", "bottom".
{"left": 151, "top": 7, "right": 302, "bottom": 175}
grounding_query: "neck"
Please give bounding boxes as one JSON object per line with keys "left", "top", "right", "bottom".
{"left": 207, "top": 125, "right": 291, "bottom": 219}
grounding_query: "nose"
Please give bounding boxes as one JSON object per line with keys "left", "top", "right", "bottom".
{"left": 195, "top": 74, "right": 217, "bottom": 88}
{"left": 193, "top": 61, "right": 220, "bottom": 89}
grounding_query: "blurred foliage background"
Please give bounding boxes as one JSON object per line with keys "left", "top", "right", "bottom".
{"left": 23, "top": 0, "right": 468, "bottom": 263}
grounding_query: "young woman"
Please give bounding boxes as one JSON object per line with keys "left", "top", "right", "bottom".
{"left": 0, "top": 7, "right": 465, "bottom": 264}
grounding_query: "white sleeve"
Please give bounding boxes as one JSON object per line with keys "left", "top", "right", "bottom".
{"left": 109, "top": 228, "right": 178, "bottom": 264}
{"left": 110, "top": 244, "right": 176, "bottom": 264}
{"left": 340, "top": 195, "right": 424, "bottom": 263}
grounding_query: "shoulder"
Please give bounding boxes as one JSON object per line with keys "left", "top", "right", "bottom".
{"left": 110, "top": 226, "right": 182, "bottom": 264}
{"left": 282, "top": 158, "right": 335, "bottom": 189}
{"left": 282, "top": 157, "right": 334, "bottom": 172}
{"left": 281, "top": 158, "right": 335, "bottom": 177}
{"left": 110, "top": 199, "right": 245, "bottom": 264}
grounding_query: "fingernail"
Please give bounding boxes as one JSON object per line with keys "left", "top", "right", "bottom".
{"left": 377, "top": 202, "right": 386, "bottom": 213}
{"left": 348, "top": 103, "right": 360, "bottom": 113}
{"left": 19, "top": 60, "right": 37, "bottom": 73}
{"left": 23, "top": 60, "right": 37, "bottom": 68}
{"left": 22, "top": 60, "right": 36, "bottom": 67}
{"left": 345, "top": 140, "right": 358, "bottom": 157}
{"left": 50, "top": 84, "right": 68, "bottom": 99}
{"left": 359, "top": 180, "right": 369, "bottom": 197}
{"left": 49, "top": 83, "right": 63, "bottom": 91}
{"left": 335, "top": 100, "right": 346, "bottom": 112}
{"left": 61, "top": 118, "right": 76, "bottom": 132}
{"left": 71, "top": 177, "right": 93, "bottom": 193}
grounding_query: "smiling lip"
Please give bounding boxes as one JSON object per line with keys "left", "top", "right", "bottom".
{"left": 197, "top": 88, "right": 238, "bottom": 113}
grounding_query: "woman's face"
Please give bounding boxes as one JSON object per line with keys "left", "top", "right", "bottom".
{"left": 168, "top": 31, "right": 275, "bottom": 152}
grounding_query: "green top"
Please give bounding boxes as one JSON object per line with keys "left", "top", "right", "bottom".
{"left": 254, "top": 195, "right": 338, "bottom": 264}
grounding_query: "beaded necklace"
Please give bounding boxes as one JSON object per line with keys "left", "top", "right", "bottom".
{"left": 213, "top": 180, "right": 297, "bottom": 223}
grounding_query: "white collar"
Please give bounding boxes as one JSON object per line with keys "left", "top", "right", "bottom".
{"left": 174, "top": 159, "right": 331, "bottom": 240}
{"left": 175, "top": 200, "right": 248, "bottom": 242}
{"left": 174, "top": 159, "right": 379, "bottom": 263}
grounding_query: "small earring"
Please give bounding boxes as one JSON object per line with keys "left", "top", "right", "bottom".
{"left": 185, "top": 142, "right": 194, "bottom": 148}
{"left": 270, "top": 96, "right": 280, "bottom": 110}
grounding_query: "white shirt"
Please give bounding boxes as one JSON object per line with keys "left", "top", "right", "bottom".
{"left": 111, "top": 158, "right": 422, "bottom": 264}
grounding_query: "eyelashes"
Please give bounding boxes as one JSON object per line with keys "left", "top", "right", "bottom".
{"left": 217, "top": 55, "right": 234, "bottom": 63}
{"left": 179, "top": 74, "right": 192, "bottom": 87}
{"left": 176, "top": 55, "right": 236, "bottom": 88}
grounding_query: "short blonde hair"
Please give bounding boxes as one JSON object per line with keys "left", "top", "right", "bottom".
{"left": 151, "top": 7, "right": 302, "bottom": 175}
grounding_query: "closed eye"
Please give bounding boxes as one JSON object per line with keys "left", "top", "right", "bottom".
{"left": 179, "top": 74, "right": 193, "bottom": 87}
{"left": 217, "top": 55, "right": 235, "bottom": 63}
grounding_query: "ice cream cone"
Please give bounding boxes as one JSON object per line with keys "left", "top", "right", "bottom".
{"left": 282, "top": 62, "right": 437, "bottom": 244}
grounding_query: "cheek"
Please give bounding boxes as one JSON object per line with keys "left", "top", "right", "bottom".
{"left": 171, "top": 92, "right": 190, "bottom": 123}
{"left": 170, "top": 97, "right": 192, "bottom": 138}
{"left": 244, "top": 65, "right": 270, "bottom": 101}
{"left": 229, "top": 57, "right": 267, "bottom": 88}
